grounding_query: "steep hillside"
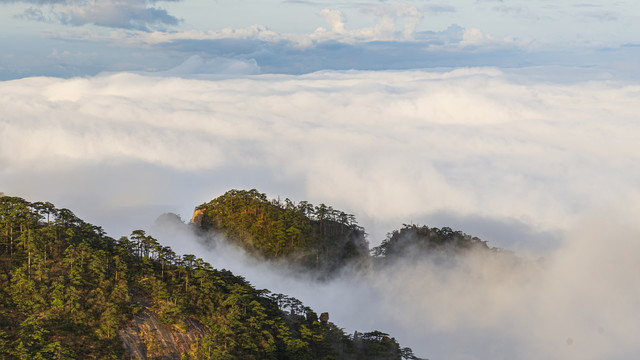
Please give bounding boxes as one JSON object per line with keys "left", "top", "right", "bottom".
{"left": 0, "top": 195, "right": 422, "bottom": 360}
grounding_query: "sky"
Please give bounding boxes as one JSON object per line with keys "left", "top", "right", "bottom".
{"left": 2, "top": 1, "right": 640, "bottom": 359}
{"left": 1, "top": 0, "right": 640, "bottom": 79}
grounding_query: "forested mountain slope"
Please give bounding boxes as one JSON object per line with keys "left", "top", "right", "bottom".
{"left": 193, "top": 189, "right": 370, "bottom": 273}
{"left": 0, "top": 195, "right": 422, "bottom": 359}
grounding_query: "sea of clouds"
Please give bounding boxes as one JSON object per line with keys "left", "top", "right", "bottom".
{"left": 2, "top": 67, "right": 639, "bottom": 248}
{"left": 2, "top": 66, "right": 640, "bottom": 358}
{"left": 149, "top": 204, "right": 640, "bottom": 360}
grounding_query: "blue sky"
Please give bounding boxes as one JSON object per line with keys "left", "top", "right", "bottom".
{"left": 1, "top": 0, "right": 639, "bottom": 79}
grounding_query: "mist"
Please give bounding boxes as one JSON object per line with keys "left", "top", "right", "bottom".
{"left": 147, "top": 207, "right": 640, "bottom": 360}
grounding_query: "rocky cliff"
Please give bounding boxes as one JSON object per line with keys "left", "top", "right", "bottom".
{"left": 191, "top": 209, "right": 204, "bottom": 227}
{"left": 119, "top": 308, "right": 208, "bottom": 360}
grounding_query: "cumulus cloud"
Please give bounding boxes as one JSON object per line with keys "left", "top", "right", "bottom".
{"left": 31, "top": 6, "right": 533, "bottom": 78}
{"left": 55, "top": 4, "right": 429, "bottom": 45}
{"left": 360, "top": 2, "right": 423, "bottom": 39}
{"left": 2, "top": 68, "right": 640, "bottom": 247}
{"left": 17, "top": 1, "right": 557, "bottom": 79}
{"left": 314, "top": 3, "right": 424, "bottom": 41}
{"left": 318, "top": 8, "right": 346, "bottom": 33}
{"left": 30, "top": 23, "right": 536, "bottom": 80}
{"left": 10, "top": 0, "right": 180, "bottom": 30}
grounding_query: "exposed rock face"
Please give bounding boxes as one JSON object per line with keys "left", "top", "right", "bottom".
{"left": 191, "top": 209, "right": 204, "bottom": 227}
{"left": 119, "top": 308, "right": 209, "bottom": 360}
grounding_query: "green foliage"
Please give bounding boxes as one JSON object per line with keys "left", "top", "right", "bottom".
{"left": 0, "top": 195, "right": 421, "bottom": 360}
{"left": 195, "top": 189, "right": 369, "bottom": 272}
{"left": 372, "top": 224, "right": 491, "bottom": 258}
{"left": 0, "top": 196, "right": 129, "bottom": 359}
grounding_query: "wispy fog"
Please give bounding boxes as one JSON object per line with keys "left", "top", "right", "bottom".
{"left": 149, "top": 208, "right": 640, "bottom": 360}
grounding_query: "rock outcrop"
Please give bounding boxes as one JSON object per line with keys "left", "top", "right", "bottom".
{"left": 119, "top": 308, "right": 208, "bottom": 360}
{"left": 191, "top": 209, "right": 204, "bottom": 227}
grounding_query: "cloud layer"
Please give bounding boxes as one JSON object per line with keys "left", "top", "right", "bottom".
{"left": 2, "top": 63, "right": 640, "bottom": 360}
{"left": 2, "top": 68, "right": 640, "bottom": 251}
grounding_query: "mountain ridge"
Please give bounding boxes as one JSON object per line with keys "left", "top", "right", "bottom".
{"left": 0, "top": 194, "right": 424, "bottom": 360}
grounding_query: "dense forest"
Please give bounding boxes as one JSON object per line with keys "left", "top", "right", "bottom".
{"left": 372, "top": 224, "right": 492, "bottom": 258}
{"left": 192, "top": 190, "right": 506, "bottom": 272}
{"left": 0, "top": 195, "right": 423, "bottom": 359}
{"left": 193, "top": 189, "right": 370, "bottom": 273}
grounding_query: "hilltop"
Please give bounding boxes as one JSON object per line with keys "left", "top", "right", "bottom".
{"left": 191, "top": 190, "right": 508, "bottom": 273}
{"left": 192, "top": 189, "right": 370, "bottom": 274}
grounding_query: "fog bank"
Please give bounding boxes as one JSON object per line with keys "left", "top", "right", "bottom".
{"left": 149, "top": 208, "right": 640, "bottom": 360}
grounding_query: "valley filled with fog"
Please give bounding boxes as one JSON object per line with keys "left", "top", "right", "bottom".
{"left": 149, "top": 203, "right": 640, "bottom": 360}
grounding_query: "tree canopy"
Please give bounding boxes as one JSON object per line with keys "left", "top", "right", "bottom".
{"left": 194, "top": 189, "right": 369, "bottom": 273}
{"left": 372, "top": 224, "right": 492, "bottom": 259}
{"left": 0, "top": 195, "right": 423, "bottom": 360}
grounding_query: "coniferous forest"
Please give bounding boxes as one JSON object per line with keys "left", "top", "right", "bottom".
{"left": 0, "top": 193, "right": 430, "bottom": 360}
{"left": 193, "top": 189, "right": 370, "bottom": 274}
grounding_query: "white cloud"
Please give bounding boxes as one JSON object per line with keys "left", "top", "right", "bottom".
{"left": 2, "top": 66, "right": 640, "bottom": 359}
{"left": 37, "top": 12, "right": 528, "bottom": 78}
{"left": 460, "top": 27, "right": 519, "bottom": 47}
{"left": 318, "top": 8, "right": 346, "bottom": 34}
{"left": 2, "top": 68, "right": 640, "bottom": 245}
{"left": 19, "top": 1, "right": 636, "bottom": 81}
{"left": 311, "top": 3, "right": 424, "bottom": 42}
{"left": 47, "top": 4, "right": 429, "bottom": 46}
